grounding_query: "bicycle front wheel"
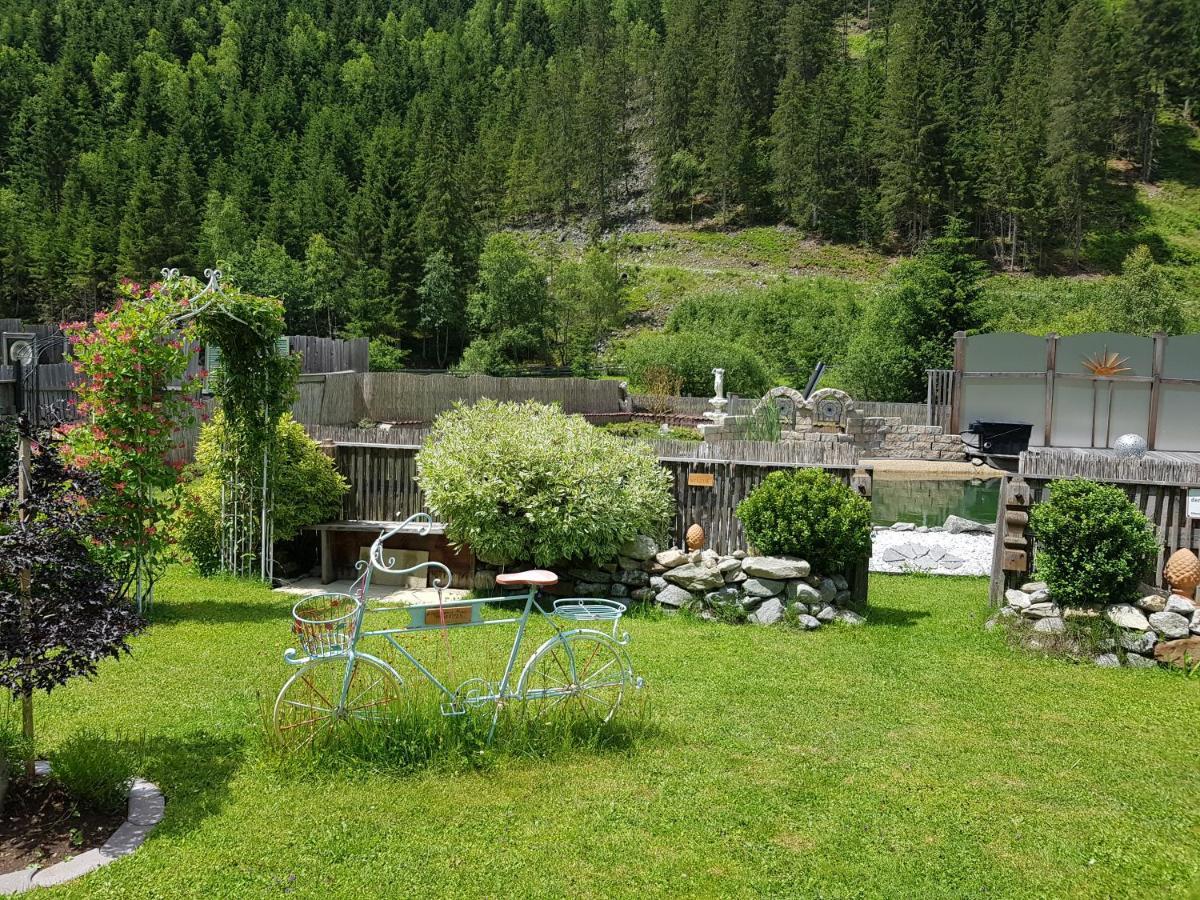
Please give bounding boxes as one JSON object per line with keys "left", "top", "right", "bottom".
{"left": 273, "top": 654, "right": 402, "bottom": 753}
{"left": 517, "top": 631, "right": 630, "bottom": 724}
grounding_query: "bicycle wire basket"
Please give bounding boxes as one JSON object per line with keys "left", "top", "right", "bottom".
{"left": 291, "top": 593, "right": 362, "bottom": 657}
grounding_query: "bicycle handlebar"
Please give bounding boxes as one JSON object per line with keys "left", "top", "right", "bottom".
{"left": 369, "top": 512, "right": 454, "bottom": 590}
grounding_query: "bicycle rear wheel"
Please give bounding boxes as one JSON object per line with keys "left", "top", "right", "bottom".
{"left": 273, "top": 655, "right": 402, "bottom": 753}
{"left": 517, "top": 631, "right": 630, "bottom": 724}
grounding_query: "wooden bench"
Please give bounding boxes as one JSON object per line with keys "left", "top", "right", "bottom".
{"left": 307, "top": 520, "right": 448, "bottom": 584}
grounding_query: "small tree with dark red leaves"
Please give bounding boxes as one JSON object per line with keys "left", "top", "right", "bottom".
{"left": 61, "top": 278, "right": 203, "bottom": 606}
{"left": 0, "top": 424, "right": 145, "bottom": 777}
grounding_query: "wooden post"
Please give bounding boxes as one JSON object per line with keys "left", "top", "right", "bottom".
{"left": 949, "top": 332, "right": 966, "bottom": 435}
{"left": 320, "top": 530, "right": 334, "bottom": 584}
{"left": 1147, "top": 332, "right": 1165, "bottom": 450}
{"left": 989, "top": 475, "right": 1034, "bottom": 606}
{"left": 1043, "top": 333, "right": 1057, "bottom": 447}
{"left": 16, "top": 418, "right": 33, "bottom": 778}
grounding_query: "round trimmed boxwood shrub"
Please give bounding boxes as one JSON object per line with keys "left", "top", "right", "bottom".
{"left": 417, "top": 400, "right": 673, "bottom": 566}
{"left": 614, "top": 331, "right": 775, "bottom": 397}
{"left": 736, "top": 469, "right": 871, "bottom": 574}
{"left": 1028, "top": 479, "right": 1157, "bottom": 608}
{"left": 175, "top": 413, "right": 348, "bottom": 575}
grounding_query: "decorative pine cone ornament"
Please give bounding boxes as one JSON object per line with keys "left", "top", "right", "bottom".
{"left": 1164, "top": 548, "right": 1200, "bottom": 598}
{"left": 686, "top": 523, "right": 706, "bottom": 551}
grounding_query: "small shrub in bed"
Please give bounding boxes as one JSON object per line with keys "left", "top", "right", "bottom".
{"left": 736, "top": 469, "right": 871, "bottom": 574}
{"left": 49, "top": 729, "right": 135, "bottom": 815}
{"left": 417, "top": 400, "right": 673, "bottom": 566}
{"left": 1028, "top": 480, "right": 1157, "bottom": 607}
{"left": 614, "top": 331, "right": 774, "bottom": 397}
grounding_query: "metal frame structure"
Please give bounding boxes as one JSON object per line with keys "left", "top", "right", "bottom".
{"left": 274, "top": 514, "right": 642, "bottom": 749}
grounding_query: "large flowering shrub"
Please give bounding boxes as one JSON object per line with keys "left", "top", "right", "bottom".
{"left": 61, "top": 279, "right": 203, "bottom": 600}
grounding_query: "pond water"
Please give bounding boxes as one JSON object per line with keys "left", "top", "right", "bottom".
{"left": 871, "top": 476, "right": 1001, "bottom": 528}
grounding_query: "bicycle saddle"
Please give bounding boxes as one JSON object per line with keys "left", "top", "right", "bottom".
{"left": 495, "top": 570, "right": 559, "bottom": 587}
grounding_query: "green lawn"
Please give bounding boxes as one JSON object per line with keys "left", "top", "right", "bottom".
{"left": 31, "top": 571, "right": 1200, "bottom": 898}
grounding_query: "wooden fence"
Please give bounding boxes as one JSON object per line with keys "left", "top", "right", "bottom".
{"left": 988, "top": 448, "right": 1200, "bottom": 602}
{"left": 289, "top": 336, "right": 369, "bottom": 374}
{"left": 926, "top": 368, "right": 954, "bottom": 431}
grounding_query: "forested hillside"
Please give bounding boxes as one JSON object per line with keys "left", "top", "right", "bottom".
{"left": 0, "top": 0, "right": 1197, "bottom": 374}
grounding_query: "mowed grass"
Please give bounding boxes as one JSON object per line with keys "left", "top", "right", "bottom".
{"left": 30, "top": 570, "right": 1200, "bottom": 898}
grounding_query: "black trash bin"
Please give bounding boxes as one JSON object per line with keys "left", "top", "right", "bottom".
{"left": 967, "top": 421, "right": 1033, "bottom": 456}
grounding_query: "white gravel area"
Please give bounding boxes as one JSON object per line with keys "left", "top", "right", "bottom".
{"left": 870, "top": 527, "right": 994, "bottom": 576}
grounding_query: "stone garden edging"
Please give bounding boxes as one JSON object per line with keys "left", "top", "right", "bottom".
{"left": 0, "top": 762, "right": 164, "bottom": 895}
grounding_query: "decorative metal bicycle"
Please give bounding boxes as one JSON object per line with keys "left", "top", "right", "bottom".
{"left": 274, "top": 514, "right": 643, "bottom": 751}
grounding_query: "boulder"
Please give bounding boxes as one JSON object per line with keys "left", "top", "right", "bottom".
{"left": 1119, "top": 630, "right": 1157, "bottom": 655}
{"left": 795, "top": 613, "right": 822, "bottom": 630}
{"left": 568, "top": 569, "right": 611, "bottom": 584}
{"left": 1105, "top": 604, "right": 1149, "bottom": 631}
{"left": 1135, "top": 594, "right": 1167, "bottom": 614}
{"left": 890, "top": 522, "right": 916, "bottom": 532}
{"left": 655, "top": 585, "right": 694, "bottom": 609}
{"left": 748, "top": 598, "right": 785, "bottom": 626}
{"left": 1021, "top": 581, "right": 1048, "bottom": 594}
{"left": 1125, "top": 653, "right": 1157, "bottom": 669}
{"left": 609, "top": 583, "right": 629, "bottom": 598}
{"left": 1005, "top": 589, "right": 1032, "bottom": 610}
{"left": 1032, "top": 616, "right": 1065, "bottom": 634}
{"left": 732, "top": 550, "right": 747, "bottom": 560}
{"left": 619, "top": 535, "right": 658, "bottom": 561}
{"left": 743, "top": 577, "right": 785, "bottom": 598}
{"left": 815, "top": 605, "right": 837, "bottom": 623}
{"left": 630, "top": 587, "right": 656, "bottom": 603}
{"left": 1193, "top": 610, "right": 1200, "bottom": 635}
{"left": 724, "top": 570, "right": 747, "bottom": 585}
{"left": 1153, "top": 636, "right": 1200, "bottom": 668}
{"left": 832, "top": 574, "right": 849, "bottom": 591}
{"left": 1023, "top": 602, "right": 1061, "bottom": 619}
{"left": 1026, "top": 589, "right": 1050, "bottom": 604}
{"left": 717, "top": 557, "right": 742, "bottom": 575}
{"left": 704, "top": 587, "right": 741, "bottom": 608}
{"left": 1148, "top": 610, "right": 1190, "bottom": 639}
{"left": 664, "top": 563, "right": 725, "bottom": 592}
{"left": 741, "top": 556, "right": 811, "bottom": 580}
{"left": 617, "top": 556, "right": 643, "bottom": 571}
{"left": 818, "top": 578, "right": 838, "bottom": 604}
{"left": 1093, "top": 653, "right": 1121, "bottom": 668}
{"left": 834, "top": 589, "right": 854, "bottom": 604}
{"left": 575, "top": 582, "right": 609, "bottom": 597}
{"left": 787, "top": 582, "right": 822, "bottom": 605}
{"left": 616, "top": 568, "right": 649, "bottom": 587}
{"left": 1164, "top": 595, "right": 1197, "bottom": 615}
{"left": 649, "top": 575, "right": 668, "bottom": 593}
{"left": 834, "top": 609, "right": 866, "bottom": 626}
{"left": 944, "top": 515, "right": 993, "bottom": 534}
{"left": 654, "top": 549, "right": 690, "bottom": 569}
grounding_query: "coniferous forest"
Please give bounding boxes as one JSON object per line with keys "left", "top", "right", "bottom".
{"left": 0, "top": 0, "right": 1197, "bottom": 369}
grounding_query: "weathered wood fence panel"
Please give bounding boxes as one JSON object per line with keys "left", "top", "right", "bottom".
{"left": 289, "top": 336, "right": 369, "bottom": 374}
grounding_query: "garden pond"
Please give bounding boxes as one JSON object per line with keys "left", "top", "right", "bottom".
{"left": 870, "top": 474, "right": 1001, "bottom": 528}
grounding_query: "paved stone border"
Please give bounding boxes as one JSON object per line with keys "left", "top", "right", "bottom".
{"left": 0, "top": 762, "right": 163, "bottom": 895}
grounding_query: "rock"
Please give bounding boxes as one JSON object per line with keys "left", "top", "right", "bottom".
{"left": 743, "top": 577, "right": 785, "bottom": 598}
{"left": 732, "top": 550, "right": 747, "bottom": 560}
{"left": 701, "top": 548, "right": 720, "bottom": 563}
{"left": 716, "top": 557, "right": 742, "bottom": 575}
{"left": 1135, "top": 594, "right": 1167, "bottom": 613}
{"left": 649, "top": 575, "right": 668, "bottom": 593}
{"left": 616, "top": 556, "right": 643, "bottom": 571}
{"left": 1026, "top": 589, "right": 1050, "bottom": 604}
{"left": 568, "top": 569, "right": 611, "bottom": 584}
{"left": 748, "top": 598, "right": 785, "bottom": 626}
{"left": 1032, "top": 617, "right": 1065, "bottom": 634}
{"left": 664, "top": 563, "right": 725, "bottom": 592}
{"left": 1063, "top": 606, "right": 1099, "bottom": 619}
{"left": 1148, "top": 610, "right": 1190, "bottom": 639}
{"left": 944, "top": 515, "right": 993, "bottom": 534}
{"left": 831, "top": 574, "right": 848, "bottom": 591}
{"left": 818, "top": 578, "right": 838, "bottom": 604}
{"left": 619, "top": 535, "right": 658, "bottom": 561}
{"left": 1005, "top": 589, "right": 1032, "bottom": 610}
{"left": 1023, "top": 602, "right": 1062, "bottom": 619}
{"left": 1193, "top": 610, "right": 1200, "bottom": 634}
{"left": 1165, "top": 595, "right": 1197, "bottom": 615}
{"left": 834, "top": 609, "right": 866, "bottom": 625}
{"left": 654, "top": 548, "right": 689, "bottom": 569}
{"left": 630, "top": 588, "right": 656, "bottom": 603}
{"left": 816, "top": 605, "right": 837, "bottom": 623}
{"left": 1021, "top": 581, "right": 1048, "bottom": 594}
{"left": 916, "top": 525, "right": 929, "bottom": 533}
{"left": 655, "top": 585, "right": 694, "bottom": 608}
{"left": 598, "top": 562, "right": 618, "bottom": 573}
{"left": 741, "top": 556, "right": 811, "bottom": 580}
{"left": 787, "top": 581, "right": 822, "bottom": 605}
{"left": 724, "top": 570, "right": 747, "bottom": 585}
{"left": 1125, "top": 653, "right": 1157, "bottom": 669}
{"left": 1119, "top": 630, "right": 1157, "bottom": 654}
{"left": 620, "top": 569, "right": 650, "bottom": 587}
{"left": 1094, "top": 653, "right": 1121, "bottom": 668}
{"left": 834, "top": 589, "right": 854, "bottom": 604}
{"left": 609, "top": 583, "right": 629, "bottom": 598}
{"left": 1153, "top": 636, "right": 1200, "bottom": 668}
{"left": 1105, "top": 604, "right": 1150, "bottom": 631}
{"left": 796, "top": 613, "right": 822, "bottom": 630}
{"left": 890, "top": 522, "right": 916, "bottom": 531}
{"left": 741, "top": 594, "right": 765, "bottom": 612}
{"left": 704, "top": 587, "right": 741, "bottom": 608}
{"left": 575, "top": 582, "right": 609, "bottom": 597}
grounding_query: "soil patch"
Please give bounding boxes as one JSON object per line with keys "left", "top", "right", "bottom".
{"left": 0, "top": 776, "right": 124, "bottom": 871}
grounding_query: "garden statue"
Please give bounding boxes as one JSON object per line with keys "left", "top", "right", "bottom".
{"left": 707, "top": 368, "right": 728, "bottom": 419}
{"left": 712, "top": 368, "right": 725, "bottom": 401}
{"left": 1113, "top": 433, "right": 1148, "bottom": 459}
{"left": 1164, "top": 548, "right": 1200, "bottom": 599}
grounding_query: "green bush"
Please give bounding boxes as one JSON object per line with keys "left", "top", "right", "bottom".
{"left": 50, "top": 729, "right": 135, "bottom": 815}
{"left": 175, "top": 413, "right": 348, "bottom": 575}
{"left": 0, "top": 416, "right": 15, "bottom": 482}
{"left": 1028, "top": 480, "right": 1158, "bottom": 608}
{"left": 417, "top": 401, "right": 673, "bottom": 566}
{"left": 599, "top": 421, "right": 702, "bottom": 442}
{"left": 736, "top": 469, "right": 871, "bottom": 574}
{"left": 614, "top": 331, "right": 774, "bottom": 397}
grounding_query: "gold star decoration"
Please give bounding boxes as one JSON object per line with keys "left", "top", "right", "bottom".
{"left": 1081, "top": 348, "right": 1130, "bottom": 377}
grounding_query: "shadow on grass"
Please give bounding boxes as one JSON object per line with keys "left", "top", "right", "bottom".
{"left": 865, "top": 606, "right": 932, "bottom": 628}
{"left": 148, "top": 600, "right": 289, "bottom": 626}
